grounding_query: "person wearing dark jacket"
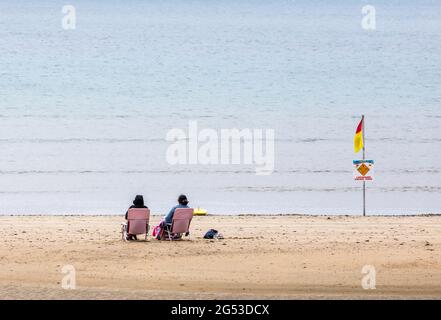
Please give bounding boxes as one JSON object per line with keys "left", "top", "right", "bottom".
{"left": 125, "top": 195, "right": 148, "bottom": 240}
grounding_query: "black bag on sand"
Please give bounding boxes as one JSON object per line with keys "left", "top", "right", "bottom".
{"left": 204, "top": 229, "right": 218, "bottom": 239}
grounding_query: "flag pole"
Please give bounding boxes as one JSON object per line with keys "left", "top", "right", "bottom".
{"left": 362, "top": 115, "right": 366, "bottom": 216}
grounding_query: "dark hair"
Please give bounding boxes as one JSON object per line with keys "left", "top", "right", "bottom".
{"left": 133, "top": 195, "right": 144, "bottom": 207}
{"left": 178, "top": 194, "right": 189, "bottom": 206}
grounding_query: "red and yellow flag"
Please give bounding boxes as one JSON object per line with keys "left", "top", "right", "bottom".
{"left": 354, "top": 118, "right": 364, "bottom": 153}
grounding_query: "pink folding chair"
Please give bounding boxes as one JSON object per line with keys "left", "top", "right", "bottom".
{"left": 121, "top": 208, "right": 150, "bottom": 241}
{"left": 163, "top": 208, "right": 194, "bottom": 240}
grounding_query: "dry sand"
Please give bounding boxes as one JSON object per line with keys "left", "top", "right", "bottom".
{"left": 0, "top": 215, "right": 440, "bottom": 299}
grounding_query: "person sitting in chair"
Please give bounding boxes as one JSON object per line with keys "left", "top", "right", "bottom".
{"left": 156, "top": 194, "right": 190, "bottom": 240}
{"left": 165, "top": 194, "right": 189, "bottom": 224}
{"left": 125, "top": 195, "right": 148, "bottom": 241}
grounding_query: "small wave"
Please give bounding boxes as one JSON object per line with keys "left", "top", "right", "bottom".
{"left": 1, "top": 168, "right": 440, "bottom": 175}
{"left": 0, "top": 170, "right": 172, "bottom": 175}
{"left": 223, "top": 186, "right": 358, "bottom": 192}
{"left": 0, "top": 138, "right": 164, "bottom": 143}
{"left": 0, "top": 190, "right": 81, "bottom": 194}
{"left": 0, "top": 114, "right": 167, "bottom": 120}
{"left": 425, "top": 115, "right": 441, "bottom": 119}
{"left": 2, "top": 137, "right": 439, "bottom": 144}
{"left": 224, "top": 186, "right": 441, "bottom": 193}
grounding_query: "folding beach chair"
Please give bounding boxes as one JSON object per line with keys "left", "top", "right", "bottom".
{"left": 121, "top": 208, "right": 150, "bottom": 241}
{"left": 162, "top": 208, "right": 194, "bottom": 241}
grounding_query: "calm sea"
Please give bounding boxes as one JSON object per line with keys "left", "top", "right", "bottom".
{"left": 0, "top": 0, "right": 440, "bottom": 215}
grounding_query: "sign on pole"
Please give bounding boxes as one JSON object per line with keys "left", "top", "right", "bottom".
{"left": 353, "top": 160, "right": 374, "bottom": 181}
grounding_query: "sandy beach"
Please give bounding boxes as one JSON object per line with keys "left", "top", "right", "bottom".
{"left": 0, "top": 215, "right": 440, "bottom": 300}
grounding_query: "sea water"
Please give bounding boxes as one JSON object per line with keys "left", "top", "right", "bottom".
{"left": 0, "top": 0, "right": 440, "bottom": 215}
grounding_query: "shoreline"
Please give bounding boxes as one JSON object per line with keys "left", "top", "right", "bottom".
{"left": 1, "top": 213, "right": 441, "bottom": 217}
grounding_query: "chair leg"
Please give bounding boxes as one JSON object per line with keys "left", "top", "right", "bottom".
{"left": 167, "top": 227, "right": 172, "bottom": 241}
{"left": 121, "top": 224, "right": 128, "bottom": 242}
{"left": 162, "top": 224, "right": 171, "bottom": 241}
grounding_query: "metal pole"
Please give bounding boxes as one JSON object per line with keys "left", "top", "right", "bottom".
{"left": 362, "top": 115, "right": 366, "bottom": 216}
